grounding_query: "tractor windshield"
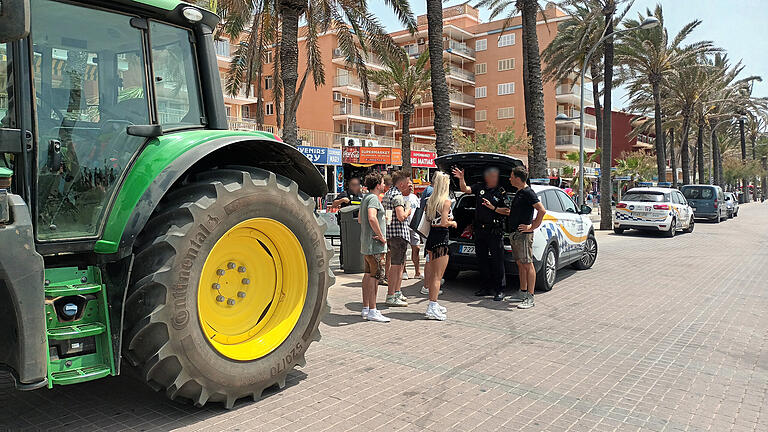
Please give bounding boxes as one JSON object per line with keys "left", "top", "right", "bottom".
{"left": 30, "top": 0, "right": 205, "bottom": 241}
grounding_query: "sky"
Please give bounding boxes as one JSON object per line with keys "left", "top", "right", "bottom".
{"left": 370, "top": 0, "right": 768, "bottom": 110}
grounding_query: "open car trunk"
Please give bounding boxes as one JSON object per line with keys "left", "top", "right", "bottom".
{"left": 435, "top": 152, "right": 525, "bottom": 241}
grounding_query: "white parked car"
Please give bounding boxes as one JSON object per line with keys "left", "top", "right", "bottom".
{"left": 614, "top": 187, "right": 695, "bottom": 237}
{"left": 434, "top": 153, "right": 598, "bottom": 292}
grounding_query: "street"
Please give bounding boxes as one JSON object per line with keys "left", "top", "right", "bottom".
{"left": 2, "top": 203, "right": 767, "bottom": 432}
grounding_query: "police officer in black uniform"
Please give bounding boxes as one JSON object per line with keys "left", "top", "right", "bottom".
{"left": 452, "top": 166, "right": 508, "bottom": 301}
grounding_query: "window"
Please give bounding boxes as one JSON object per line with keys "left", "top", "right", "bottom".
{"left": 682, "top": 186, "right": 713, "bottom": 200}
{"left": 31, "top": 0, "right": 150, "bottom": 240}
{"left": 677, "top": 192, "right": 687, "bottom": 205}
{"left": 498, "top": 33, "right": 515, "bottom": 47}
{"left": 475, "top": 86, "right": 487, "bottom": 98}
{"left": 214, "top": 38, "right": 230, "bottom": 57}
{"left": 623, "top": 192, "right": 666, "bottom": 202}
{"left": 265, "top": 102, "right": 274, "bottom": 116}
{"left": 264, "top": 76, "right": 273, "bottom": 90}
{"left": 475, "top": 110, "right": 487, "bottom": 122}
{"left": 556, "top": 190, "right": 578, "bottom": 213}
{"left": 543, "top": 190, "right": 564, "bottom": 212}
{"left": 497, "top": 107, "right": 515, "bottom": 119}
{"left": 265, "top": 50, "right": 272, "bottom": 64}
{"left": 475, "top": 63, "right": 487, "bottom": 75}
{"left": 242, "top": 105, "right": 251, "bottom": 119}
{"left": 497, "top": 82, "right": 515, "bottom": 95}
{"left": 475, "top": 39, "right": 487, "bottom": 51}
{"left": 0, "top": 43, "right": 11, "bottom": 128}
{"left": 537, "top": 192, "right": 549, "bottom": 209}
{"left": 498, "top": 58, "right": 515, "bottom": 71}
{"left": 151, "top": 22, "right": 204, "bottom": 127}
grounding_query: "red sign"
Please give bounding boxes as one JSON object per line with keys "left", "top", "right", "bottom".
{"left": 411, "top": 150, "right": 437, "bottom": 168}
{"left": 390, "top": 148, "right": 402, "bottom": 166}
{"left": 359, "top": 147, "right": 391, "bottom": 164}
{"left": 342, "top": 146, "right": 360, "bottom": 163}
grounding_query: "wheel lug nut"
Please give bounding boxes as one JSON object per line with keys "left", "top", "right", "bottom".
{"left": 238, "top": 266, "right": 246, "bottom": 273}
{"left": 212, "top": 283, "right": 220, "bottom": 290}
{"left": 227, "top": 262, "right": 236, "bottom": 269}
{"left": 242, "top": 278, "right": 250, "bottom": 285}
{"left": 216, "top": 269, "right": 226, "bottom": 276}
{"left": 227, "top": 299, "right": 236, "bottom": 306}
{"left": 216, "top": 295, "right": 225, "bottom": 302}
{"left": 237, "top": 291, "right": 246, "bottom": 298}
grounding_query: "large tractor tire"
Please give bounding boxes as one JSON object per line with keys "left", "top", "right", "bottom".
{"left": 123, "top": 168, "right": 333, "bottom": 408}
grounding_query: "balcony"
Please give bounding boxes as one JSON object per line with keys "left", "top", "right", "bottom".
{"left": 451, "top": 114, "right": 475, "bottom": 130}
{"left": 555, "top": 84, "right": 594, "bottom": 107}
{"left": 444, "top": 39, "right": 475, "bottom": 60}
{"left": 399, "top": 114, "right": 474, "bottom": 131}
{"left": 447, "top": 65, "right": 475, "bottom": 84}
{"left": 555, "top": 109, "right": 597, "bottom": 128}
{"left": 333, "top": 103, "right": 396, "bottom": 125}
{"left": 555, "top": 134, "right": 597, "bottom": 153}
{"left": 227, "top": 116, "right": 277, "bottom": 134}
{"left": 634, "top": 133, "right": 655, "bottom": 149}
{"left": 332, "top": 48, "right": 386, "bottom": 70}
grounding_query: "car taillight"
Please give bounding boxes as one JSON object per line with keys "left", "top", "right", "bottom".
{"left": 713, "top": 200, "right": 718, "bottom": 208}
{"left": 653, "top": 204, "right": 670, "bottom": 210}
{"left": 617, "top": 203, "right": 627, "bottom": 208}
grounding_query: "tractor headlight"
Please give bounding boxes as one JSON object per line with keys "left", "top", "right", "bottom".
{"left": 182, "top": 7, "right": 204, "bottom": 23}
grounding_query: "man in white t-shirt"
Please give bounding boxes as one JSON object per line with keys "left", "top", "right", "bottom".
{"left": 405, "top": 184, "right": 422, "bottom": 279}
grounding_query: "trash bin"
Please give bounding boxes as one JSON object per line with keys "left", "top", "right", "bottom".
{"left": 339, "top": 205, "right": 364, "bottom": 273}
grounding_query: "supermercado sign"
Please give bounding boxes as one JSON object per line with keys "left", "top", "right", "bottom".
{"left": 341, "top": 146, "right": 403, "bottom": 165}
{"left": 297, "top": 146, "right": 342, "bottom": 165}
{"left": 411, "top": 150, "right": 437, "bottom": 168}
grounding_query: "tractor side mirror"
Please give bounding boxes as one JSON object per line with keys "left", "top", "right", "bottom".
{"left": 0, "top": 0, "right": 30, "bottom": 43}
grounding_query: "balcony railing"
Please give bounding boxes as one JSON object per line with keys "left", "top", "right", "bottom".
{"left": 556, "top": 109, "right": 597, "bottom": 126}
{"left": 444, "top": 39, "right": 475, "bottom": 58}
{"left": 401, "top": 114, "right": 474, "bottom": 130}
{"left": 332, "top": 48, "right": 385, "bottom": 68}
{"left": 448, "top": 65, "right": 475, "bottom": 83}
{"left": 451, "top": 114, "right": 475, "bottom": 129}
{"left": 555, "top": 134, "right": 597, "bottom": 151}
{"left": 227, "top": 117, "right": 397, "bottom": 148}
{"left": 334, "top": 104, "right": 395, "bottom": 122}
{"left": 556, "top": 84, "right": 594, "bottom": 103}
{"left": 420, "top": 91, "right": 475, "bottom": 106}
{"left": 333, "top": 75, "right": 381, "bottom": 93}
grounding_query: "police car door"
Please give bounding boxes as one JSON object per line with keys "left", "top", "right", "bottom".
{"left": 553, "top": 189, "right": 586, "bottom": 262}
{"left": 541, "top": 190, "right": 571, "bottom": 261}
{"left": 674, "top": 191, "right": 689, "bottom": 227}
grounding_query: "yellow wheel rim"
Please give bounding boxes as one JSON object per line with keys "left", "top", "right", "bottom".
{"left": 197, "top": 218, "right": 307, "bottom": 361}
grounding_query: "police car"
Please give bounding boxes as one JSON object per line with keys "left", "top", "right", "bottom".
{"left": 613, "top": 186, "right": 695, "bottom": 237}
{"left": 435, "top": 153, "right": 598, "bottom": 292}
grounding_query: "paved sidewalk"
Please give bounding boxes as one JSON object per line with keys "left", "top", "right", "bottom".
{"left": 1, "top": 203, "right": 767, "bottom": 431}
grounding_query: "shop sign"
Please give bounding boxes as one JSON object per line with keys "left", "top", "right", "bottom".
{"left": 390, "top": 148, "right": 402, "bottom": 166}
{"left": 359, "top": 147, "right": 391, "bottom": 164}
{"left": 342, "top": 146, "right": 360, "bottom": 163}
{"left": 411, "top": 150, "right": 437, "bottom": 168}
{"left": 326, "top": 149, "right": 342, "bottom": 165}
{"left": 297, "top": 146, "right": 328, "bottom": 164}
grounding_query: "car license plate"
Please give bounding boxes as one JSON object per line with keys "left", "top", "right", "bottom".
{"left": 633, "top": 212, "right": 649, "bottom": 218}
{"left": 460, "top": 245, "right": 475, "bottom": 255}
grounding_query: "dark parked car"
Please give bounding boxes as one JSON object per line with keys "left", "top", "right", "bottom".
{"left": 681, "top": 185, "right": 728, "bottom": 222}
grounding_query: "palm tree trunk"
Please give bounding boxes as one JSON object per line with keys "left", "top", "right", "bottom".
{"left": 521, "top": 0, "right": 547, "bottom": 178}
{"left": 680, "top": 114, "right": 690, "bottom": 185}
{"left": 401, "top": 104, "right": 413, "bottom": 173}
{"left": 651, "top": 80, "right": 666, "bottom": 182}
{"left": 697, "top": 123, "right": 705, "bottom": 183}
{"left": 425, "top": 0, "right": 455, "bottom": 156}
{"left": 279, "top": 1, "right": 304, "bottom": 146}
{"left": 691, "top": 142, "right": 697, "bottom": 183}
{"left": 599, "top": 12, "right": 614, "bottom": 230}
{"left": 669, "top": 128, "right": 677, "bottom": 188}
{"left": 711, "top": 123, "right": 723, "bottom": 188}
{"left": 590, "top": 59, "right": 603, "bottom": 161}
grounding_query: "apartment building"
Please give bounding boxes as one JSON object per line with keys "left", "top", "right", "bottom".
{"left": 585, "top": 107, "right": 655, "bottom": 165}
{"left": 214, "top": 2, "right": 596, "bottom": 166}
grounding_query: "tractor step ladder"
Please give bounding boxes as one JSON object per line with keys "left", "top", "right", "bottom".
{"left": 44, "top": 267, "right": 116, "bottom": 387}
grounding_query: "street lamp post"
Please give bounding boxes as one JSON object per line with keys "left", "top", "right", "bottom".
{"left": 566, "top": 17, "right": 659, "bottom": 206}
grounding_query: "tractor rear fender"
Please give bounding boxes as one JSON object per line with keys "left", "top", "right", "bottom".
{"left": 96, "top": 131, "right": 327, "bottom": 258}
{"left": 0, "top": 195, "right": 46, "bottom": 389}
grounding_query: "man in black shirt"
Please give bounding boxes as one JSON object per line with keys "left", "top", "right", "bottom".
{"left": 453, "top": 166, "right": 508, "bottom": 301}
{"left": 333, "top": 177, "right": 362, "bottom": 266}
{"left": 506, "top": 166, "right": 546, "bottom": 309}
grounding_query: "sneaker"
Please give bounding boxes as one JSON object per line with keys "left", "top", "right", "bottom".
{"left": 380, "top": 278, "right": 388, "bottom": 286}
{"left": 425, "top": 304, "right": 446, "bottom": 321}
{"left": 493, "top": 292, "right": 504, "bottom": 302}
{"left": 395, "top": 291, "right": 408, "bottom": 302}
{"left": 414, "top": 274, "right": 423, "bottom": 280}
{"left": 362, "top": 309, "right": 369, "bottom": 319}
{"left": 367, "top": 309, "right": 391, "bottom": 322}
{"left": 435, "top": 303, "right": 447, "bottom": 313}
{"left": 504, "top": 291, "right": 528, "bottom": 303}
{"left": 420, "top": 286, "right": 443, "bottom": 295}
{"left": 402, "top": 271, "right": 410, "bottom": 280}
{"left": 385, "top": 294, "right": 408, "bottom": 307}
{"left": 517, "top": 293, "right": 534, "bottom": 309}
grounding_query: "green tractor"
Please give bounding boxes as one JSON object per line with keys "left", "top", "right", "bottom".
{"left": 0, "top": 0, "right": 333, "bottom": 407}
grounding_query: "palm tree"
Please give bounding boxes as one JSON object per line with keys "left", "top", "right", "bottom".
{"left": 475, "top": 0, "right": 547, "bottom": 177}
{"left": 617, "top": 4, "right": 718, "bottom": 182}
{"left": 425, "top": 0, "right": 455, "bottom": 156}
{"left": 220, "top": 0, "right": 416, "bottom": 146}
{"left": 369, "top": 50, "right": 432, "bottom": 172}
